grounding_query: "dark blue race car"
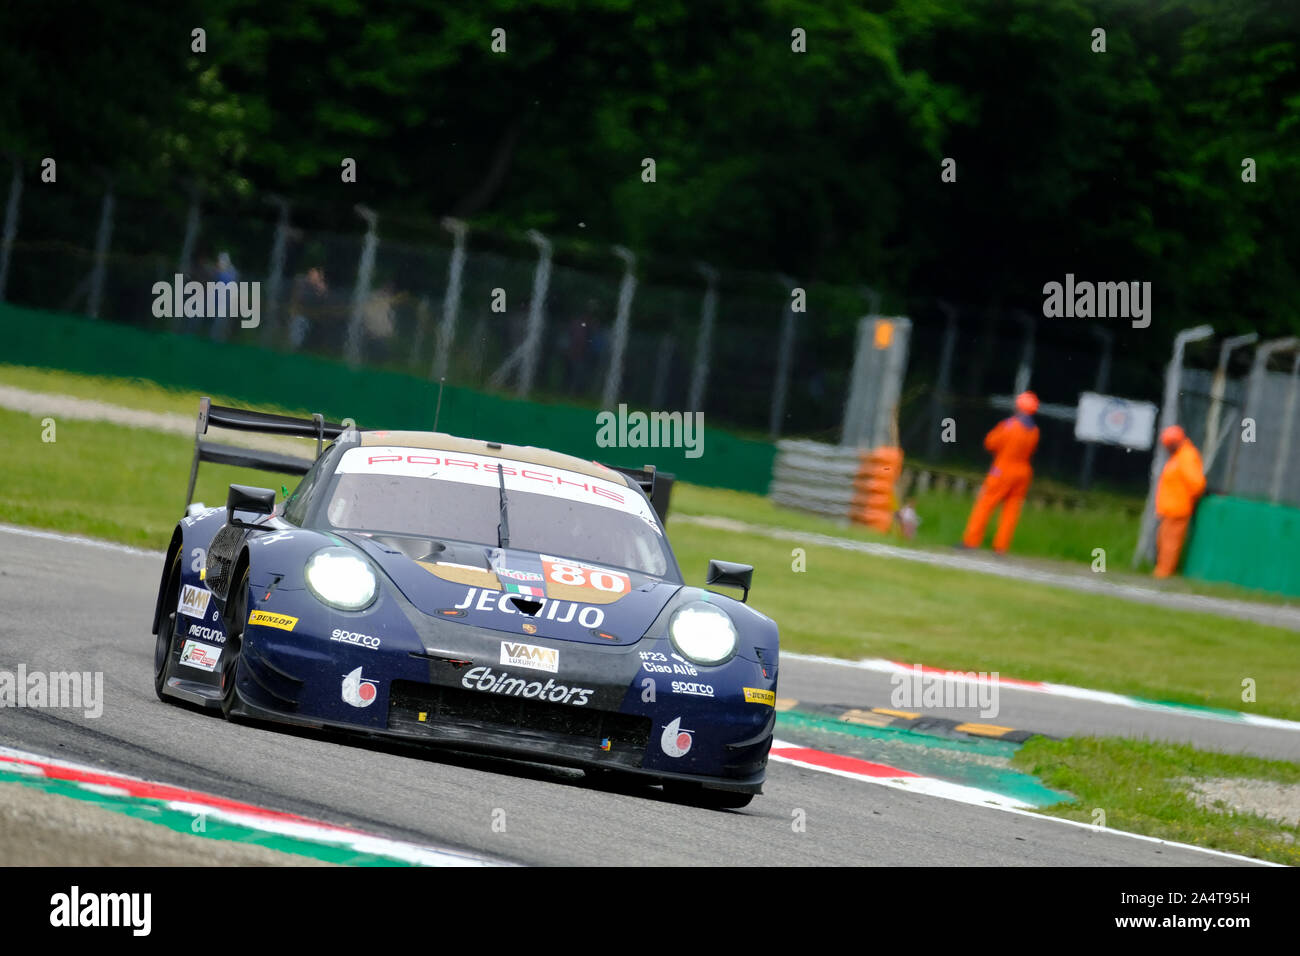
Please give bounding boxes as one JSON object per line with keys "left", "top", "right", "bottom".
{"left": 151, "top": 401, "right": 778, "bottom": 808}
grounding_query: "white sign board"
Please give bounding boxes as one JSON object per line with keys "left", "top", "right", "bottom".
{"left": 1075, "top": 392, "right": 1157, "bottom": 450}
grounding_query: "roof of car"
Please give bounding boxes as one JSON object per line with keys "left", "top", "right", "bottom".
{"left": 357, "top": 430, "right": 626, "bottom": 483}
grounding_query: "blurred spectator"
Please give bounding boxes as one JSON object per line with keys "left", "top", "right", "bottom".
{"left": 893, "top": 497, "right": 920, "bottom": 540}
{"left": 288, "top": 266, "right": 329, "bottom": 351}
{"left": 210, "top": 251, "right": 240, "bottom": 340}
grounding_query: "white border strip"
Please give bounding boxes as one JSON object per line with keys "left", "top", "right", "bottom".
{"left": 0, "top": 746, "right": 501, "bottom": 867}
{"left": 782, "top": 651, "right": 1300, "bottom": 732}
{"left": 0, "top": 523, "right": 164, "bottom": 558}
{"left": 769, "top": 739, "right": 1280, "bottom": 866}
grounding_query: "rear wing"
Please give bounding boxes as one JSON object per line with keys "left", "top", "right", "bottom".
{"left": 607, "top": 464, "right": 674, "bottom": 523}
{"left": 184, "top": 397, "right": 351, "bottom": 508}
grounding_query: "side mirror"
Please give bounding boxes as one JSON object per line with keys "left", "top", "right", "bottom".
{"left": 227, "top": 484, "right": 276, "bottom": 528}
{"left": 706, "top": 559, "right": 753, "bottom": 603}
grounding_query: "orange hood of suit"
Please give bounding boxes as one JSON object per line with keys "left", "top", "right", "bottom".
{"left": 1156, "top": 440, "right": 1206, "bottom": 518}
{"left": 985, "top": 415, "right": 1039, "bottom": 480}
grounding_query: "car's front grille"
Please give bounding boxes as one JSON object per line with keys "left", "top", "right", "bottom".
{"left": 388, "top": 680, "right": 650, "bottom": 768}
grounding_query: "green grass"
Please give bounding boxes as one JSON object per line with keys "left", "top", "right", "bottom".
{"left": 672, "top": 481, "right": 1139, "bottom": 566}
{"left": 0, "top": 363, "right": 315, "bottom": 420}
{"left": 671, "top": 482, "right": 1300, "bottom": 606}
{"left": 0, "top": 407, "right": 300, "bottom": 548}
{"left": 2, "top": 369, "right": 1299, "bottom": 720}
{"left": 1012, "top": 736, "right": 1300, "bottom": 865}
{"left": 665, "top": 517, "right": 1300, "bottom": 720}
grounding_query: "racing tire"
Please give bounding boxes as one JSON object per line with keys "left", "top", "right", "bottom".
{"left": 153, "top": 551, "right": 186, "bottom": 702}
{"left": 219, "top": 568, "right": 250, "bottom": 720}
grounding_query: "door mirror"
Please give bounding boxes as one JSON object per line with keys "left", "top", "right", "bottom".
{"left": 227, "top": 484, "right": 276, "bottom": 527}
{"left": 706, "top": 559, "right": 753, "bottom": 603}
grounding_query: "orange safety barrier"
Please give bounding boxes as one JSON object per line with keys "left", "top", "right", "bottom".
{"left": 849, "top": 446, "right": 903, "bottom": 531}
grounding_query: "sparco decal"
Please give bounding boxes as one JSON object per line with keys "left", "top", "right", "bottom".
{"left": 660, "top": 717, "right": 693, "bottom": 758}
{"left": 671, "top": 681, "right": 715, "bottom": 697}
{"left": 500, "top": 641, "right": 559, "bottom": 673}
{"left": 453, "top": 587, "right": 604, "bottom": 628}
{"left": 341, "top": 667, "right": 378, "bottom": 707}
{"left": 461, "top": 666, "right": 592, "bottom": 706}
{"left": 331, "top": 628, "right": 380, "bottom": 649}
{"left": 178, "top": 584, "right": 211, "bottom": 619}
{"left": 187, "top": 623, "right": 226, "bottom": 645}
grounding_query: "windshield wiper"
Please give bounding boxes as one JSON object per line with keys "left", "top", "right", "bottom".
{"left": 496, "top": 464, "right": 510, "bottom": 549}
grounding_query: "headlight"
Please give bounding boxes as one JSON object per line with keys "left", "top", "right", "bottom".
{"left": 304, "top": 548, "right": 377, "bottom": 611}
{"left": 668, "top": 601, "right": 738, "bottom": 665}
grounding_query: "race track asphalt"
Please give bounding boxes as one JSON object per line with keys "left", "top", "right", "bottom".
{"left": 0, "top": 526, "right": 1271, "bottom": 866}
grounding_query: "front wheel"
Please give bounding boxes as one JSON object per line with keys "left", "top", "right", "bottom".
{"left": 153, "top": 552, "right": 184, "bottom": 702}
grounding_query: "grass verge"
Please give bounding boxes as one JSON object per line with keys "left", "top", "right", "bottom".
{"left": 2, "top": 379, "right": 1298, "bottom": 720}
{"left": 1012, "top": 736, "right": 1300, "bottom": 866}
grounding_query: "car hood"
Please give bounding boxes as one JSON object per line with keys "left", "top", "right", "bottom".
{"left": 339, "top": 533, "right": 680, "bottom": 646}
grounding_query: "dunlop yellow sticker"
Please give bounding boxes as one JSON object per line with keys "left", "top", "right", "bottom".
{"left": 743, "top": 687, "right": 776, "bottom": 707}
{"left": 248, "top": 610, "right": 298, "bottom": 632}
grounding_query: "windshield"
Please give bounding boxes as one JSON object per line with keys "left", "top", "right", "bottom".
{"left": 318, "top": 445, "right": 673, "bottom": 578}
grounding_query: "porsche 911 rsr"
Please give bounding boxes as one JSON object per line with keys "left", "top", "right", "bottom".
{"left": 151, "top": 401, "right": 778, "bottom": 808}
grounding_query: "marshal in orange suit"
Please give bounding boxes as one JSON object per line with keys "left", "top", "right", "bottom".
{"left": 1153, "top": 425, "right": 1206, "bottom": 578}
{"left": 962, "top": 391, "right": 1040, "bottom": 552}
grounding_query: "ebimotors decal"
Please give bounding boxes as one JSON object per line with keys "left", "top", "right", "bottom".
{"left": 500, "top": 641, "right": 559, "bottom": 673}
{"left": 335, "top": 446, "right": 655, "bottom": 523}
{"left": 178, "top": 584, "right": 211, "bottom": 619}
{"left": 341, "top": 667, "right": 378, "bottom": 708}
{"left": 179, "top": 640, "right": 221, "bottom": 672}
{"left": 660, "top": 717, "right": 693, "bottom": 758}
{"left": 461, "top": 666, "right": 593, "bottom": 706}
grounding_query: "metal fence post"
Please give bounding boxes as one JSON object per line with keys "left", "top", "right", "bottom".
{"left": 1012, "top": 309, "right": 1035, "bottom": 395}
{"left": 1204, "top": 333, "right": 1258, "bottom": 470}
{"left": 1226, "top": 336, "right": 1298, "bottom": 494}
{"left": 87, "top": 183, "right": 115, "bottom": 319}
{"left": 177, "top": 183, "right": 201, "bottom": 280}
{"left": 263, "top": 195, "right": 290, "bottom": 343}
{"left": 600, "top": 246, "right": 637, "bottom": 408}
{"left": 769, "top": 273, "right": 799, "bottom": 439}
{"left": 431, "top": 217, "right": 468, "bottom": 382}
{"left": 1271, "top": 353, "right": 1300, "bottom": 504}
{"left": 1133, "top": 324, "right": 1213, "bottom": 567}
{"left": 1079, "top": 326, "right": 1113, "bottom": 489}
{"left": 0, "top": 157, "right": 22, "bottom": 302}
{"left": 687, "top": 263, "right": 717, "bottom": 414}
{"left": 926, "top": 301, "right": 958, "bottom": 460}
{"left": 651, "top": 332, "right": 675, "bottom": 408}
{"left": 344, "top": 204, "right": 379, "bottom": 367}
{"left": 517, "top": 229, "right": 553, "bottom": 397}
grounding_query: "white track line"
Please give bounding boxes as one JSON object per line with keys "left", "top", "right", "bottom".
{"left": 674, "top": 513, "right": 1300, "bottom": 631}
{"left": 0, "top": 523, "right": 164, "bottom": 558}
{"left": 768, "top": 739, "right": 1280, "bottom": 866}
{"left": 782, "top": 651, "right": 1300, "bottom": 732}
